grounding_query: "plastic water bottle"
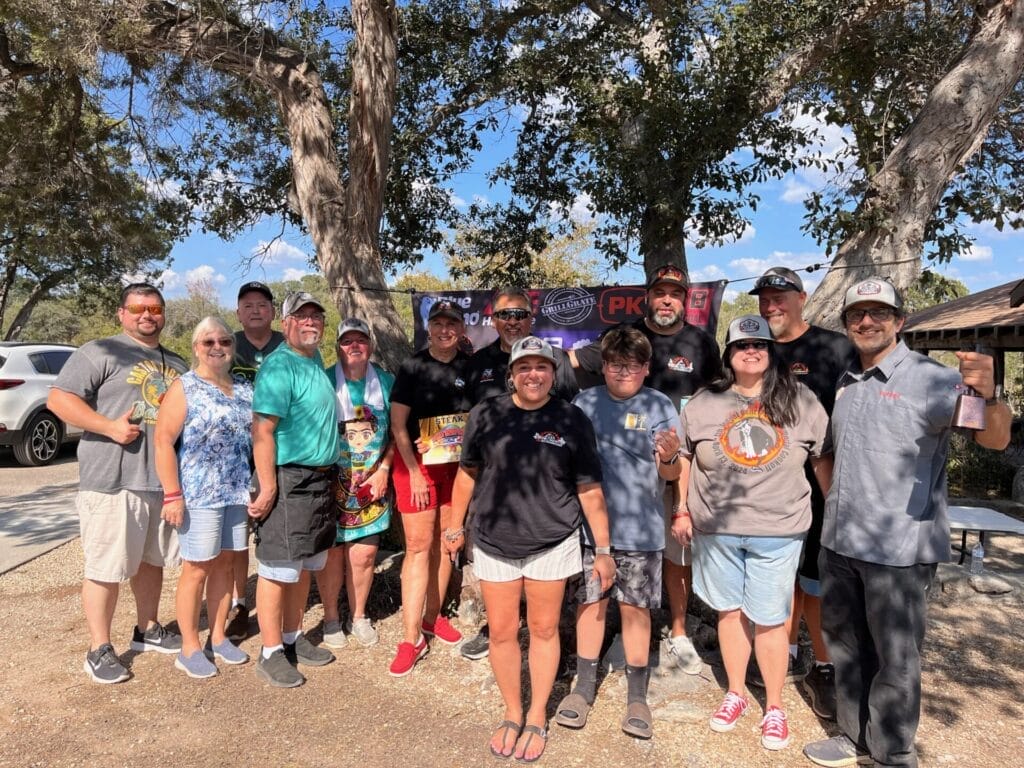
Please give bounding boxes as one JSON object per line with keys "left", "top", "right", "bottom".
{"left": 969, "top": 540, "right": 985, "bottom": 575}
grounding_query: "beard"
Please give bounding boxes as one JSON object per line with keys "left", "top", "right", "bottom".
{"left": 647, "top": 305, "right": 682, "bottom": 329}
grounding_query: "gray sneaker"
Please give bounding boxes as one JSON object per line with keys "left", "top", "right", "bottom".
{"left": 666, "top": 635, "right": 703, "bottom": 674}
{"left": 175, "top": 650, "right": 218, "bottom": 679}
{"left": 129, "top": 622, "right": 182, "bottom": 655}
{"left": 205, "top": 638, "right": 250, "bottom": 666}
{"left": 803, "top": 734, "right": 873, "bottom": 766}
{"left": 255, "top": 647, "right": 305, "bottom": 688}
{"left": 322, "top": 620, "right": 348, "bottom": 649}
{"left": 348, "top": 617, "right": 379, "bottom": 647}
{"left": 285, "top": 633, "right": 335, "bottom": 666}
{"left": 83, "top": 643, "right": 130, "bottom": 684}
{"left": 460, "top": 626, "right": 490, "bottom": 660}
{"left": 801, "top": 663, "right": 837, "bottom": 720}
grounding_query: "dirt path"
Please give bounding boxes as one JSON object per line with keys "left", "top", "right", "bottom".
{"left": 0, "top": 532, "right": 1021, "bottom": 768}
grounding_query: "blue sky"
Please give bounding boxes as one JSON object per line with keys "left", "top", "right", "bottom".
{"left": 155, "top": 109, "right": 1021, "bottom": 310}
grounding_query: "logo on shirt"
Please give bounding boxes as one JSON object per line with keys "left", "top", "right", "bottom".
{"left": 714, "top": 406, "right": 787, "bottom": 470}
{"left": 534, "top": 431, "right": 567, "bottom": 447}
{"left": 790, "top": 362, "right": 809, "bottom": 375}
{"left": 623, "top": 412, "right": 648, "bottom": 431}
{"left": 126, "top": 360, "right": 179, "bottom": 425}
{"left": 454, "top": 377, "right": 466, "bottom": 389}
{"left": 480, "top": 368, "right": 495, "bottom": 383}
{"left": 667, "top": 356, "right": 693, "bottom": 373}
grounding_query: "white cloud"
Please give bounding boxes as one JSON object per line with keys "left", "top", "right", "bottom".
{"left": 253, "top": 239, "right": 309, "bottom": 265}
{"left": 727, "top": 250, "right": 826, "bottom": 292}
{"left": 549, "top": 192, "right": 597, "bottom": 226}
{"left": 960, "top": 244, "right": 993, "bottom": 262}
{"left": 690, "top": 264, "right": 727, "bottom": 282}
{"left": 282, "top": 268, "right": 310, "bottom": 281}
{"left": 686, "top": 220, "right": 756, "bottom": 248}
{"left": 185, "top": 265, "right": 226, "bottom": 285}
{"left": 781, "top": 179, "right": 813, "bottom": 204}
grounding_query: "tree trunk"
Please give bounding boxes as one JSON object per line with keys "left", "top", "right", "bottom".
{"left": 0, "top": 256, "right": 18, "bottom": 334}
{"left": 805, "top": 0, "right": 1024, "bottom": 328}
{"left": 101, "top": 1, "right": 411, "bottom": 370}
{"left": 640, "top": 204, "right": 688, "bottom": 277}
{"left": 4, "top": 271, "right": 63, "bottom": 340}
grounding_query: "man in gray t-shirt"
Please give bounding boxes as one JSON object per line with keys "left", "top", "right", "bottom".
{"left": 48, "top": 283, "right": 188, "bottom": 684}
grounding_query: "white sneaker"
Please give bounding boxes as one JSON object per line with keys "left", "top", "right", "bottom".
{"left": 323, "top": 620, "right": 347, "bottom": 649}
{"left": 348, "top": 617, "right": 379, "bottom": 647}
{"left": 666, "top": 634, "right": 703, "bottom": 674}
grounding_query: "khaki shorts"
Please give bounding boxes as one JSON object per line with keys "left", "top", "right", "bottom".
{"left": 662, "top": 483, "right": 691, "bottom": 566}
{"left": 78, "top": 489, "right": 181, "bottom": 582}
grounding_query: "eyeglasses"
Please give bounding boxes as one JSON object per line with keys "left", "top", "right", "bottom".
{"left": 291, "top": 312, "right": 325, "bottom": 323}
{"left": 493, "top": 308, "right": 531, "bottom": 321}
{"left": 200, "top": 337, "right": 234, "bottom": 348}
{"left": 338, "top": 337, "right": 369, "bottom": 347}
{"left": 844, "top": 307, "right": 897, "bottom": 323}
{"left": 732, "top": 341, "right": 769, "bottom": 351}
{"left": 606, "top": 361, "right": 646, "bottom": 374}
{"left": 122, "top": 304, "right": 164, "bottom": 316}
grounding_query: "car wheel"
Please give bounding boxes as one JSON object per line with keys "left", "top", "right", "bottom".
{"left": 13, "top": 411, "right": 63, "bottom": 466}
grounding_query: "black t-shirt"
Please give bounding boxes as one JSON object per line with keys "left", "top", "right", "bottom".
{"left": 461, "top": 394, "right": 603, "bottom": 559}
{"left": 774, "top": 325, "right": 855, "bottom": 415}
{"left": 390, "top": 348, "right": 471, "bottom": 442}
{"left": 232, "top": 330, "right": 286, "bottom": 383}
{"left": 467, "top": 339, "right": 579, "bottom": 406}
{"left": 575, "top": 318, "right": 722, "bottom": 410}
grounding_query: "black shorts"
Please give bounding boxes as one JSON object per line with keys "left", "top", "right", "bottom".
{"left": 254, "top": 465, "right": 336, "bottom": 562}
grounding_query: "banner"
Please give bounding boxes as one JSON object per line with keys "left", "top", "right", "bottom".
{"left": 411, "top": 281, "right": 727, "bottom": 353}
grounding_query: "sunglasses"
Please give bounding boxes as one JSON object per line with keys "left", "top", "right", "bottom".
{"left": 200, "top": 337, "right": 234, "bottom": 348}
{"left": 122, "top": 304, "right": 164, "bottom": 316}
{"left": 493, "top": 308, "right": 531, "bottom": 321}
{"left": 844, "top": 307, "right": 897, "bottom": 323}
{"left": 733, "top": 340, "right": 769, "bottom": 351}
{"left": 754, "top": 275, "right": 798, "bottom": 291}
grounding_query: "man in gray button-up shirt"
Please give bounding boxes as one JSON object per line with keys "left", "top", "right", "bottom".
{"left": 804, "top": 277, "right": 1010, "bottom": 768}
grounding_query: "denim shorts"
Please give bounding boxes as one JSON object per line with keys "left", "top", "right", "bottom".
{"left": 257, "top": 549, "right": 329, "bottom": 584}
{"left": 178, "top": 504, "right": 249, "bottom": 563}
{"left": 692, "top": 532, "right": 804, "bottom": 626}
{"left": 798, "top": 573, "right": 822, "bottom": 598}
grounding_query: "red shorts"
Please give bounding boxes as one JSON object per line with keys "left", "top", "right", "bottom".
{"left": 392, "top": 455, "right": 459, "bottom": 513}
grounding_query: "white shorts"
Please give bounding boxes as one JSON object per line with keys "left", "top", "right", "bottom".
{"left": 472, "top": 534, "right": 582, "bottom": 583}
{"left": 78, "top": 489, "right": 180, "bottom": 582}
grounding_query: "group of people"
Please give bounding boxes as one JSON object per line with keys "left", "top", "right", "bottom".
{"left": 49, "top": 266, "right": 1010, "bottom": 768}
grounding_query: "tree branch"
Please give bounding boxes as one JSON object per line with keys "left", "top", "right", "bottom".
{"left": 0, "top": 25, "right": 46, "bottom": 78}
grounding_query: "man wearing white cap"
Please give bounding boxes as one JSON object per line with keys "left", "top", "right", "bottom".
{"left": 803, "top": 277, "right": 1010, "bottom": 768}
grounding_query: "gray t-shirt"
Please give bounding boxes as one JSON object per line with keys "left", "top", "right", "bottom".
{"left": 823, "top": 341, "right": 960, "bottom": 566}
{"left": 574, "top": 386, "right": 680, "bottom": 551}
{"left": 53, "top": 334, "right": 188, "bottom": 493}
{"left": 680, "top": 384, "right": 829, "bottom": 536}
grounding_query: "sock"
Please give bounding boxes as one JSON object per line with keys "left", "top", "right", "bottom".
{"left": 625, "top": 664, "right": 650, "bottom": 704}
{"left": 573, "top": 656, "right": 600, "bottom": 704}
{"left": 262, "top": 644, "right": 283, "bottom": 659}
{"left": 282, "top": 630, "right": 301, "bottom": 644}
{"left": 789, "top": 643, "right": 799, "bottom": 658}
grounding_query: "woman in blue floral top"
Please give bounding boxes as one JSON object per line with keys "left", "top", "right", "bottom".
{"left": 155, "top": 316, "right": 254, "bottom": 679}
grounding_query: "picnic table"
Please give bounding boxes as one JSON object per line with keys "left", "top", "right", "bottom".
{"left": 948, "top": 504, "right": 1024, "bottom": 564}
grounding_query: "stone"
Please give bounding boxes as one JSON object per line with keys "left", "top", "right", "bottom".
{"left": 969, "top": 572, "right": 1014, "bottom": 594}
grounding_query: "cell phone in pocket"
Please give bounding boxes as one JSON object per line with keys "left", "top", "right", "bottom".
{"left": 355, "top": 483, "right": 373, "bottom": 506}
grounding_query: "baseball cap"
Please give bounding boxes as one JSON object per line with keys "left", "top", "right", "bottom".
{"left": 749, "top": 266, "right": 803, "bottom": 295}
{"left": 842, "top": 277, "right": 902, "bottom": 311}
{"left": 337, "top": 317, "right": 371, "bottom": 340}
{"left": 508, "top": 336, "right": 556, "bottom": 366}
{"left": 427, "top": 300, "right": 465, "bottom": 322}
{"left": 725, "top": 315, "right": 773, "bottom": 346}
{"left": 238, "top": 281, "right": 274, "bottom": 302}
{"left": 646, "top": 264, "right": 689, "bottom": 290}
{"left": 282, "top": 291, "right": 326, "bottom": 317}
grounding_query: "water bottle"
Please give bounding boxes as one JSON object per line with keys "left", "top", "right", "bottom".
{"left": 969, "top": 539, "right": 985, "bottom": 575}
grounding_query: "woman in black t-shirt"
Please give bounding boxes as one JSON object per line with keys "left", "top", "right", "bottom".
{"left": 445, "top": 336, "right": 615, "bottom": 762}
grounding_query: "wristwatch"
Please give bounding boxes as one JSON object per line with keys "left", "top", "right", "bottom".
{"left": 594, "top": 546, "right": 612, "bottom": 556}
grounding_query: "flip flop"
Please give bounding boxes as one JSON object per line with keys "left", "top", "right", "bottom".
{"left": 621, "top": 701, "right": 653, "bottom": 740}
{"left": 514, "top": 724, "right": 548, "bottom": 763}
{"left": 489, "top": 720, "right": 522, "bottom": 759}
{"left": 553, "top": 692, "right": 591, "bottom": 729}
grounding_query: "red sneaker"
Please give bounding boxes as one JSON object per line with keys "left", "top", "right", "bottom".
{"left": 709, "top": 691, "right": 749, "bottom": 732}
{"left": 760, "top": 706, "right": 790, "bottom": 750}
{"left": 422, "top": 615, "right": 462, "bottom": 645}
{"left": 388, "top": 637, "right": 428, "bottom": 677}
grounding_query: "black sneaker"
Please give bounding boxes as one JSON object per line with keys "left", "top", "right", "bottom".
{"left": 800, "top": 663, "right": 837, "bottom": 720}
{"left": 83, "top": 643, "right": 130, "bottom": 684}
{"left": 460, "top": 626, "right": 490, "bottom": 660}
{"left": 284, "top": 634, "right": 335, "bottom": 666}
{"left": 225, "top": 605, "right": 250, "bottom": 641}
{"left": 255, "top": 648, "right": 305, "bottom": 688}
{"left": 129, "top": 622, "right": 182, "bottom": 654}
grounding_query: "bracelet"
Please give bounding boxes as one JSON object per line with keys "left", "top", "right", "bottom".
{"left": 672, "top": 512, "right": 690, "bottom": 520}
{"left": 163, "top": 491, "right": 183, "bottom": 505}
{"left": 594, "top": 546, "right": 612, "bottom": 556}
{"left": 660, "top": 452, "right": 680, "bottom": 465}
{"left": 443, "top": 527, "right": 465, "bottom": 542}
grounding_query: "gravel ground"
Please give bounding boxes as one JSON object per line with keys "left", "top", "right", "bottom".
{"left": 0, "top": 523, "right": 1021, "bottom": 767}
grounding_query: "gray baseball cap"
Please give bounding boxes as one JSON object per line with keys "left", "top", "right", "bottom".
{"left": 749, "top": 266, "right": 803, "bottom": 294}
{"left": 337, "top": 317, "right": 371, "bottom": 340}
{"left": 843, "top": 277, "right": 902, "bottom": 311}
{"left": 509, "top": 336, "right": 556, "bottom": 366}
{"left": 725, "top": 315, "right": 774, "bottom": 346}
{"left": 282, "top": 291, "right": 326, "bottom": 317}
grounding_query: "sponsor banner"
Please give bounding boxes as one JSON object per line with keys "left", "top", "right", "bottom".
{"left": 412, "top": 281, "right": 726, "bottom": 353}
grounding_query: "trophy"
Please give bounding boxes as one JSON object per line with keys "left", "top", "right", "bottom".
{"left": 951, "top": 344, "right": 988, "bottom": 431}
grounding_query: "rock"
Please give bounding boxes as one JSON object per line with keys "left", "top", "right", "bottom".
{"left": 651, "top": 699, "right": 705, "bottom": 724}
{"left": 969, "top": 572, "right": 1014, "bottom": 594}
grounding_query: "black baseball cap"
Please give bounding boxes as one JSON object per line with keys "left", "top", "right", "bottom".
{"left": 238, "top": 281, "right": 274, "bottom": 302}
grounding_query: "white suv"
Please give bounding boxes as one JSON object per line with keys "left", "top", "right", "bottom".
{"left": 0, "top": 342, "right": 82, "bottom": 466}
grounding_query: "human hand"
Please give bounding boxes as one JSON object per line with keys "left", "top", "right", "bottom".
{"left": 671, "top": 514, "right": 692, "bottom": 546}
{"left": 410, "top": 470, "right": 431, "bottom": 510}
{"left": 161, "top": 498, "right": 184, "bottom": 527}
{"left": 955, "top": 351, "right": 996, "bottom": 400}
{"left": 653, "top": 428, "right": 681, "bottom": 463}
{"left": 248, "top": 487, "right": 277, "bottom": 520}
{"left": 107, "top": 408, "right": 142, "bottom": 445}
{"left": 592, "top": 553, "right": 616, "bottom": 592}
{"left": 415, "top": 438, "right": 429, "bottom": 455}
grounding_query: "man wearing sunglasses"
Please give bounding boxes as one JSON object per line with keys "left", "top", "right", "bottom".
{"left": 749, "top": 266, "right": 854, "bottom": 718}
{"left": 804, "top": 277, "right": 1010, "bottom": 768}
{"left": 48, "top": 282, "right": 188, "bottom": 684}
